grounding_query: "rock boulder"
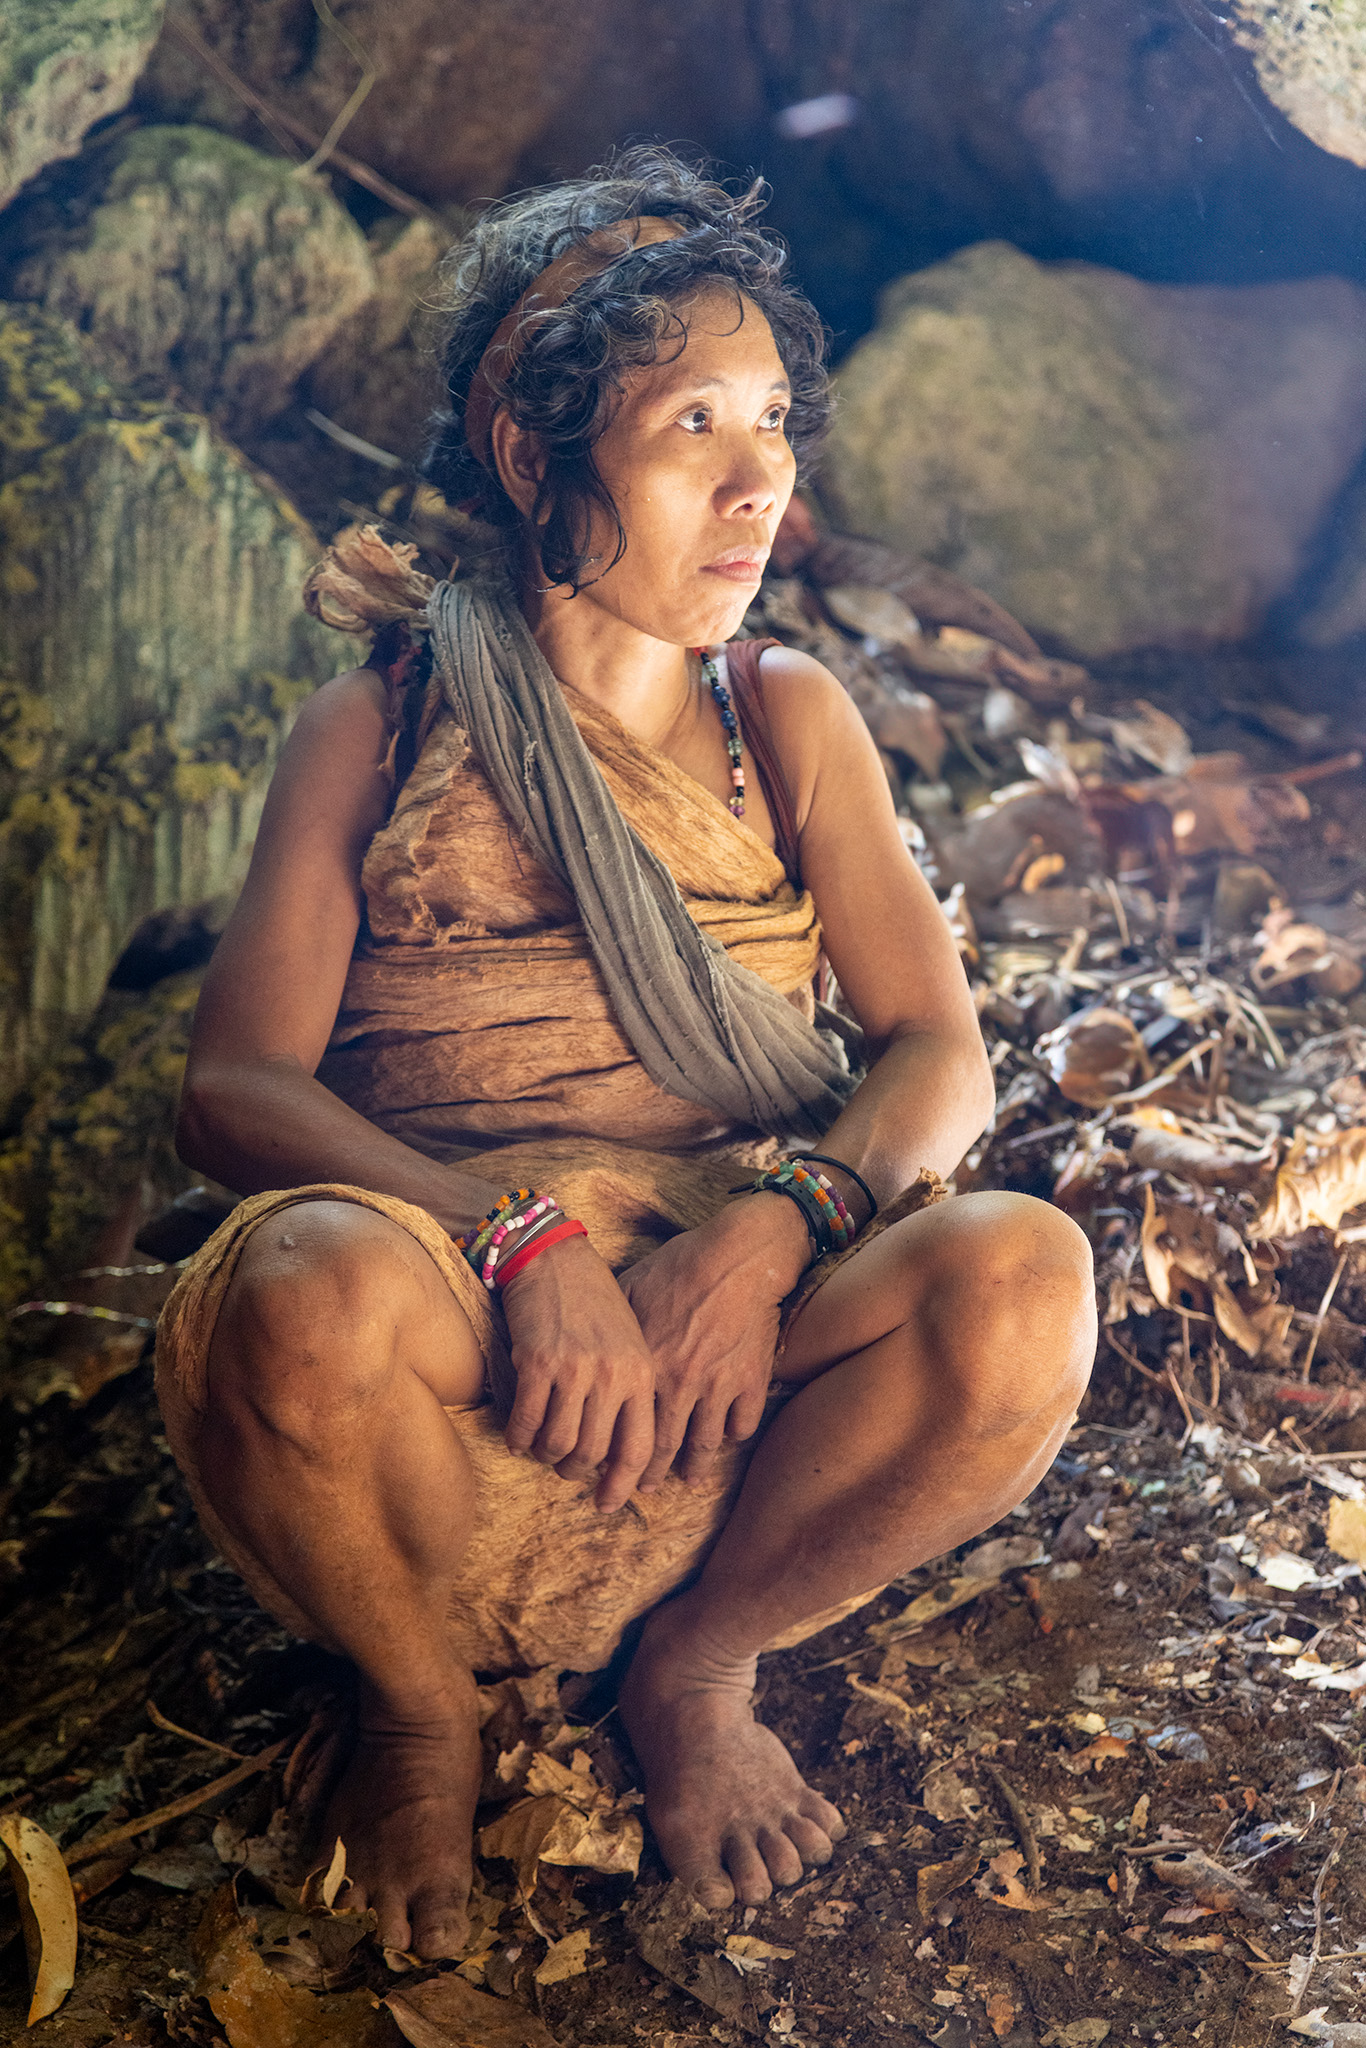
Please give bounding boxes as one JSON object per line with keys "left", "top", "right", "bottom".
{"left": 820, "top": 242, "right": 1366, "bottom": 657}
{"left": 1232, "top": 0, "right": 1366, "bottom": 169}
{"left": 0, "top": 125, "right": 376, "bottom": 440}
{"left": 0, "top": 305, "right": 341, "bottom": 1113}
{"left": 0, "top": 0, "right": 165, "bottom": 211}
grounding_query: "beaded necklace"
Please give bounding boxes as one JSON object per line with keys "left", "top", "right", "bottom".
{"left": 694, "top": 647, "right": 746, "bottom": 817}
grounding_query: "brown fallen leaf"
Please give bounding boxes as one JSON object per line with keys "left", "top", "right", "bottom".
{"left": 1140, "top": 1186, "right": 1244, "bottom": 1308}
{"left": 0, "top": 1813, "right": 78, "bottom": 2025}
{"left": 477, "top": 1748, "right": 642, "bottom": 1902}
{"left": 865, "top": 1572, "right": 1002, "bottom": 1642}
{"left": 863, "top": 688, "right": 948, "bottom": 780}
{"left": 1251, "top": 1127, "right": 1366, "bottom": 1241}
{"left": 1253, "top": 907, "right": 1363, "bottom": 999}
{"left": 1039, "top": 1009, "right": 1151, "bottom": 1107}
{"left": 533, "top": 1928, "right": 592, "bottom": 1985}
{"left": 195, "top": 1887, "right": 392, "bottom": 2048}
{"left": 821, "top": 582, "right": 924, "bottom": 650}
{"left": 1108, "top": 700, "right": 1194, "bottom": 777}
{"left": 920, "top": 1764, "right": 985, "bottom": 1824}
{"left": 975, "top": 1848, "right": 1047, "bottom": 1911}
{"left": 1327, "top": 1497, "right": 1366, "bottom": 1566}
{"left": 987, "top": 1991, "right": 1018, "bottom": 2039}
{"left": 1125, "top": 1126, "right": 1272, "bottom": 1190}
{"left": 1148, "top": 1847, "right": 1270, "bottom": 1919}
{"left": 386, "top": 1971, "right": 558, "bottom": 2048}
{"left": 916, "top": 1849, "right": 981, "bottom": 1919}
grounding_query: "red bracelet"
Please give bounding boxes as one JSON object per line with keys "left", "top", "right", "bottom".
{"left": 493, "top": 1217, "right": 587, "bottom": 1288}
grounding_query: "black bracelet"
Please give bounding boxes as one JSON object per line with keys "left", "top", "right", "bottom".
{"left": 727, "top": 1177, "right": 833, "bottom": 1262}
{"left": 794, "top": 1153, "right": 879, "bottom": 1222}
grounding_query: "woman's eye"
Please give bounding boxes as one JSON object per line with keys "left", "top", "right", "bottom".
{"left": 762, "top": 405, "right": 789, "bottom": 432}
{"left": 679, "top": 406, "right": 710, "bottom": 433}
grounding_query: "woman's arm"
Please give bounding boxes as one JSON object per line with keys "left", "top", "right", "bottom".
{"left": 178, "top": 667, "right": 508, "bottom": 1235}
{"left": 179, "top": 665, "right": 656, "bottom": 1510}
{"left": 760, "top": 643, "right": 997, "bottom": 1208}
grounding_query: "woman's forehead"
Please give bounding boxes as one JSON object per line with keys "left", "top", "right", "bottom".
{"left": 627, "top": 292, "right": 789, "bottom": 401}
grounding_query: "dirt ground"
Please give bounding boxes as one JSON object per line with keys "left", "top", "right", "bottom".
{"left": 4, "top": 514, "right": 1366, "bottom": 2044}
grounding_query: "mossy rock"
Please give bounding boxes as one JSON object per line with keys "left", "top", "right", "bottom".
{"left": 0, "top": 124, "right": 376, "bottom": 438}
{"left": 1231, "top": 0, "right": 1366, "bottom": 170}
{"left": 0, "top": 0, "right": 164, "bottom": 211}
{"left": 0, "top": 303, "right": 343, "bottom": 1116}
{"left": 820, "top": 241, "right": 1366, "bottom": 656}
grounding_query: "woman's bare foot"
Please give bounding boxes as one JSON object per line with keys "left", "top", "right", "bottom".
{"left": 321, "top": 1673, "right": 484, "bottom": 1958}
{"left": 619, "top": 1596, "right": 845, "bottom": 1909}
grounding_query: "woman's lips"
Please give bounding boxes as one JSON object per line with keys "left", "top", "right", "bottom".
{"left": 701, "top": 553, "right": 766, "bottom": 584}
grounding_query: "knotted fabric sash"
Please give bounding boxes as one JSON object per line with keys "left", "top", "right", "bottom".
{"left": 425, "top": 577, "right": 857, "bottom": 1141}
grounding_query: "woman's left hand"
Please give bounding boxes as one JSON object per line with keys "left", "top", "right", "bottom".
{"left": 619, "top": 1193, "right": 812, "bottom": 1492}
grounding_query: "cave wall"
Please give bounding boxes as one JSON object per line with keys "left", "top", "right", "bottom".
{"left": 0, "top": 0, "right": 1363, "bottom": 1132}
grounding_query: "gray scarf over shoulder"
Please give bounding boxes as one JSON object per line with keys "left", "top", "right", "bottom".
{"left": 426, "top": 577, "right": 857, "bottom": 1142}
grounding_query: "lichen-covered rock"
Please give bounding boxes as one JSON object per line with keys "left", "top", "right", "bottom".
{"left": 0, "top": 304, "right": 341, "bottom": 1115}
{"left": 1232, "top": 0, "right": 1366, "bottom": 168}
{"left": 820, "top": 241, "right": 1366, "bottom": 657}
{"left": 0, "top": 125, "right": 376, "bottom": 439}
{"left": 0, "top": 0, "right": 165, "bottom": 212}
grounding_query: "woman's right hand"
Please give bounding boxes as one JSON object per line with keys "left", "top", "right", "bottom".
{"left": 498, "top": 1235, "right": 657, "bottom": 1513}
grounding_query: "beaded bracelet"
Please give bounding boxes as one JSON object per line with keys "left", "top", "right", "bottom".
{"left": 455, "top": 1188, "right": 586, "bottom": 1292}
{"left": 727, "top": 1158, "right": 857, "bottom": 1261}
{"left": 795, "top": 1153, "right": 879, "bottom": 1224}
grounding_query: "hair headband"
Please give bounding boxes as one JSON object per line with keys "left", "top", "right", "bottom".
{"left": 463, "top": 214, "right": 689, "bottom": 473}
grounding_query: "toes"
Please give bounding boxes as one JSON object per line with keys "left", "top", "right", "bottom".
{"left": 371, "top": 1889, "right": 413, "bottom": 1955}
{"left": 410, "top": 1907, "right": 470, "bottom": 1959}
{"left": 724, "top": 1835, "right": 775, "bottom": 1907}
{"left": 800, "top": 1789, "right": 846, "bottom": 1841}
{"left": 690, "top": 1870, "right": 736, "bottom": 1911}
{"left": 783, "top": 1812, "right": 835, "bottom": 1868}
{"left": 757, "top": 1826, "right": 805, "bottom": 1890}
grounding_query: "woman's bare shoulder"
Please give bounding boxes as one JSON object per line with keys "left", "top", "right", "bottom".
{"left": 751, "top": 642, "right": 877, "bottom": 822}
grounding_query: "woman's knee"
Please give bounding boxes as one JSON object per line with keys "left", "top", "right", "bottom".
{"left": 917, "top": 1193, "right": 1096, "bottom": 1429}
{"left": 208, "top": 1202, "right": 420, "bottom": 1423}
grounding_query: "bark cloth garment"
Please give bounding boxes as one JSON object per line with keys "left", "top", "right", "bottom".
{"left": 155, "top": 630, "right": 944, "bottom": 1677}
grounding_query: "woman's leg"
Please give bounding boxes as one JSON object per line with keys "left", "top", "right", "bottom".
{"left": 620, "top": 1190, "right": 1097, "bottom": 1908}
{"left": 196, "top": 1200, "right": 488, "bottom": 1958}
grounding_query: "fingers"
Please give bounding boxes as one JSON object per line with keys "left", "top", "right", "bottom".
{"left": 594, "top": 1391, "right": 657, "bottom": 1513}
{"left": 677, "top": 1401, "right": 730, "bottom": 1488}
{"left": 636, "top": 1398, "right": 690, "bottom": 1495}
{"left": 504, "top": 1372, "right": 553, "bottom": 1457}
{"left": 725, "top": 1386, "right": 769, "bottom": 1444}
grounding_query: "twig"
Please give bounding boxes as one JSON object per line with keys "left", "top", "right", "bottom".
{"left": 64, "top": 1737, "right": 287, "bottom": 1866}
{"left": 146, "top": 1699, "right": 245, "bottom": 1762}
{"left": 983, "top": 1762, "right": 1042, "bottom": 1892}
{"left": 1166, "top": 1362, "right": 1197, "bottom": 1445}
{"left": 1300, "top": 1249, "right": 1349, "bottom": 1385}
{"left": 1103, "top": 876, "right": 1130, "bottom": 950}
{"left": 1288, "top": 1828, "right": 1345, "bottom": 2018}
{"left": 164, "top": 12, "right": 432, "bottom": 218}
{"left": 297, "top": 0, "right": 378, "bottom": 177}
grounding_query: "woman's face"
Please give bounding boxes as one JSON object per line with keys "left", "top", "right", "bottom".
{"left": 526, "top": 289, "right": 798, "bottom": 647}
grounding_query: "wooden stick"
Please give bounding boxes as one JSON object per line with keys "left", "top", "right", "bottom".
{"left": 64, "top": 1738, "right": 287, "bottom": 1867}
{"left": 146, "top": 1699, "right": 245, "bottom": 1762}
{"left": 983, "top": 1762, "right": 1042, "bottom": 1892}
{"left": 1300, "top": 1249, "right": 1349, "bottom": 1385}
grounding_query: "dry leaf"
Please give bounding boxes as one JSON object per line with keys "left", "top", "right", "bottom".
{"left": 1251, "top": 1127, "right": 1366, "bottom": 1240}
{"left": 386, "top": 1972, "right": 558, "bottom": 2048}
{"left": 1039, "top": 1009, "right": 1150, "bottom": 1107}
{"left": 725, "top": 1935, "right": 796, "bottom": 1964}
{"left": 920, "top": 1764, "right": 984, "bottom": 1823}
{"left": 1149, "top": 1847, "right": 1266, "bottom": 1917}
{"left": 866, "top": 1573, "right": 1000, "bottom": 1642}
{"left": 196, "top": 1888, "right": 392, "bottom": 2048}
{"left": 1327, "top": 1497, "right": 1366, "bottom": 1566}
{"left": 0, "top": 1813, "right": 77, "bottom": 2024}
{"left": 1253, "top": 908, "right": 1363, "bottom": 999}
{"left": 1109, "top": 700, "right": 1194, "bottom": 776}
{"left": 864, "top": 689, "right": 948, "bottom": 780}
{"left": 975, "top": 1848, "right": 1047, "bottom": 1911}
{"left": 1140, "top": 1186, "right": 1237, "bottom": 1309}
{"left": 916, "top": 1850, "right": 981, "bottom": 1918}
{"left": 478, "top": 1749, "right": 642, "bottom": 1900}
{"left": 987, "top": 1991, "right": 1018, "bottom": 2039}
{"left": 533, "top": 1929, "right": 591, "bottom": 1985}
{"left": 1126, "top": 1127, "right": 1272, "bottom": 1190}
{"left": 822, "top": 582, "right": 923, "bottom": 649}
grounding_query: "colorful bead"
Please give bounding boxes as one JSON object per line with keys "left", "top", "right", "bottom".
{"left": 695, "top": 647, "right": 746, "bottom": 818}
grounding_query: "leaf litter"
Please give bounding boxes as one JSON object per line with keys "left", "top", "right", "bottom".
{"left": 3, "top": 505, "right": 1366, "bottom": 2041}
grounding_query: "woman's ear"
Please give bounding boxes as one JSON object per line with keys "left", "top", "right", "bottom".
{"left": 490, "top": 411, "right": 546, "bottom": 519}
